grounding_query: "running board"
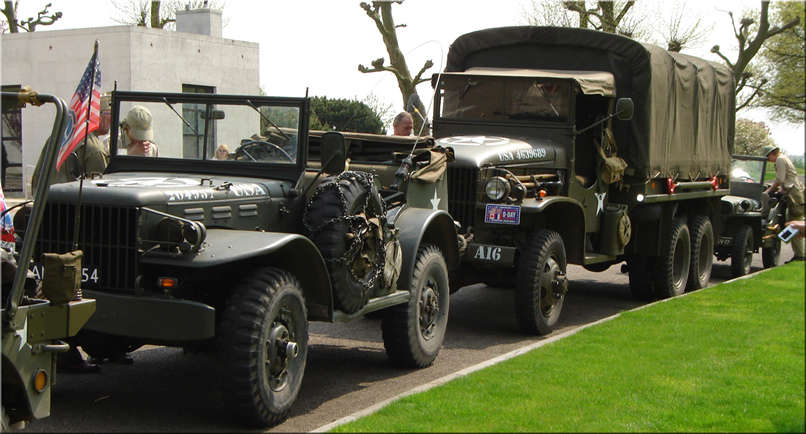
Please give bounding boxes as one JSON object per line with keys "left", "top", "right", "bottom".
{"left": 583, "top": 252, "right": 618, "bottom": 264}
{"left": 331, "top": 290, "right": 411, "bottom": 323}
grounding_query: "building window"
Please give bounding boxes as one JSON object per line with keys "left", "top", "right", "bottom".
{"left": 182, "top": 84, "right": 216, "bottom": 159}
{"left": 2, "top": 85, "right": 23, "bottom": 191}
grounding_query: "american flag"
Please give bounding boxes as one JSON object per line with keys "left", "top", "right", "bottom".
{"left": 56, "top": 45, "right": 101, "bottom": 170}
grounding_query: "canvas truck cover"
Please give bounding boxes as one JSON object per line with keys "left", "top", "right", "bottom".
{"left": 445, "top": 26, "right": 735, "bottom": 180}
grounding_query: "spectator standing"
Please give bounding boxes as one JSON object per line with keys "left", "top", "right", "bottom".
{"left": 763, "top": 146, "right": 805, "bottom": 263}
{"left": 393, "top": 112, "right": 414, "bottom": 136}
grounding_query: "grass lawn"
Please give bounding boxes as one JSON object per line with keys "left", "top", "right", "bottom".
{"left": 332, "top": 263, "right": 805, "bottom": 433}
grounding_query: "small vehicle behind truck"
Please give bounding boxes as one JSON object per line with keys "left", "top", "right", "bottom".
{"left": 2, "top": 90, "right": 96, "bottom": 430}
{"left": 429, "top": 26, "right": 735, "bottom": 335}
{"left": 13, "top": 91, "right": 458, "bottom": 428}
{"left": 716, "top": 155, "right": 785, "bottom": 276}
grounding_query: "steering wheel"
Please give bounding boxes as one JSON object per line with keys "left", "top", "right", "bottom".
{"left": 234, "top": 140, "right": 294, "bottom": 162}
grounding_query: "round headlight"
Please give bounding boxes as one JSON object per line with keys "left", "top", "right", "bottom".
{"left": 485, "top": 177, "right": 511, "bottom": 201}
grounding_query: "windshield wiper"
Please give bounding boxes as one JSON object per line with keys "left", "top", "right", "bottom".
{"left": 162, "top": 97, "right": 199, "bottom": 135}
{"left": 456, "top": 79, "right": 477, "bottom": 109}
{"left": 245, "top": 99, "right": 291, "bottom": 141}
{"left": 533, "top": 83, "right": 559, "bottom": 116}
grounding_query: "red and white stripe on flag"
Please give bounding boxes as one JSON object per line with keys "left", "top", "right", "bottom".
{"left": 56, "top": 49, "right": 101, "bottom": 171}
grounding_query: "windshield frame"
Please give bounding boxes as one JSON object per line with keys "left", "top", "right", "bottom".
{"left": 107, "top": 91, "right": 309, "bottom": 182}
{"left": 434, "top": 73, "right": 575, "bottom": 128}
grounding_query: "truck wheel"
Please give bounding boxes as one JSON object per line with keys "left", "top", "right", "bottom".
{"left": 762, "top": 237, "right": 781, "bottom": 269}
{"left": 626, "top": 254, "right": 655, "bottom": 301}
{"left": 731, "top": 225, "right": 754, "bottom": 277}
{"left": 515, "top": 230, "right": 567, "bottom": 335}
{"left": 216, "top": 268, "right": 308, "bottom": 428}
{"left": 686, "top": 215, "right": 714, "bottom": 292}
{"left": 381, "top": 244, "right": 449, "bottom": 368}
{"left": 652, "top": 218, "right": 690, "bottom": 299}
{"left": 304, "top": 172, "right": 386, "bottom": 313}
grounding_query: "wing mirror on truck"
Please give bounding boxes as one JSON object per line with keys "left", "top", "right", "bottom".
{"left": 615, "top": 98, "right": 634, "bottom": 121}
{"left": 320, "top": 131, "right": 348, "bottom": 174}
{"left": 406, "top": 93, "right": 427, "bottom": 125}
{"left": 576, "top": 97, "right": 634, "bottom": 135}
{"left": 302, "top": 131, "right": 348, "bottom": 199}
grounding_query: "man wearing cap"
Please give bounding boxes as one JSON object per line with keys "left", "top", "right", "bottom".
{"left": 32, "top": 93, "right": 112, "bottom": 191}
{"left": 763, "top": 145, "right": 805, "bottom": 262}
{"left": 120, "top": 105, "right": 158, "bottom": 157}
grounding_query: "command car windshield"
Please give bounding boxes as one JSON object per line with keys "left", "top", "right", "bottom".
{"left": 112, "top": 98, "right": 300, "bottom": 164}
{"left": 438, "top": 76, "right": 570, "bottom": 124}
{"left": 731, "top": 159, "right": 764, "bottom": 184}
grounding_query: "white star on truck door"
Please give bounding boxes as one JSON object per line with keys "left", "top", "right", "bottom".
{"left": 430, "top": 189, "right": 441, "bottom": 210}
{"left": 595, "top": 193, "right": 606, "bottom": 215}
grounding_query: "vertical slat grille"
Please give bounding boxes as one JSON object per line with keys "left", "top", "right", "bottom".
{"left": 447, "top": 167, "right": 478, "bottom": 232}
{"left": 35, "top": 203, "right": 138, "bottom": 293}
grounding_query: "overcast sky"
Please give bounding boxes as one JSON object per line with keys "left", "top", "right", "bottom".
{"left": 7, "top": 0, "right": 803, "bottom": 154}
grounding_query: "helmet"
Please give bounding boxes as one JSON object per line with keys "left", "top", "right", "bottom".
{"left": 763, "top": 145, "right": 780, "bottom": 157}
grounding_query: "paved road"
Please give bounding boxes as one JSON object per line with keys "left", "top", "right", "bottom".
{"left": 24, "top": 241, "right": 792, "bottom": 433}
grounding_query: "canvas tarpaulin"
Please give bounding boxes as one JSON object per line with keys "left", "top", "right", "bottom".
{"left": 445, "top": 26, "right": 735, "bottom": 181}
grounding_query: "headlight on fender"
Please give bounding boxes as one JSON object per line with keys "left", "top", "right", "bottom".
{"left": 485, "top": 176, "right": 511, "bottom": 202}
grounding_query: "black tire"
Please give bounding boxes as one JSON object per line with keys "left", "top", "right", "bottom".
{"left": 686, "top": 215, "right": 714, "bottom": 292}
{"left": 731, "top": 225, "right": 754, "bottom": 277}
{"left": 627, "top": 254, "right": 655, "bottom": 301}
{"left": 304, "top": 172, "right": 386, "bottom": 313}
{"left": 652, "top": 218, "right": 690, "bottom": 299}
{"left": 515, "top": 230, "right": 567, "bottom": 335}
{"left": 216, "top": 268, "right": 308, "bottom": 428}
{"left": 381, "top": 244, "right": 449, "bottom": 368}
{"left": 762, "top": 236, "right": 781, "bottom": 269}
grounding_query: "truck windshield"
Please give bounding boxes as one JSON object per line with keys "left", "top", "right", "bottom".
{"left": 112, "top": 99, "right": 300, "bottom": 164}
{"left": 438, "top": 76, "right": 570, "bottom": 124}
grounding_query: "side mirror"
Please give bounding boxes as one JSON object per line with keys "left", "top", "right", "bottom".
{"left": 406, "top": 94, "right": 421, "bottom": 114}
{"left": 616, "top": 98, "right": 634, "bottom": 121}
{"left": 320, "top": 131, "right": 347, "bottom": 174}
{"left": 202, "top": 109, "right": 226, "bottom": 120}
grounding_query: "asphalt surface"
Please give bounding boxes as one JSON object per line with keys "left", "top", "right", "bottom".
{"left": 22, "top": 241, "right": 794, "bottom": 433}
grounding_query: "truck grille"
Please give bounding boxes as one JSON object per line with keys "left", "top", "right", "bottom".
{"left": 447, "top": 167, "right": 478, "bottom": 232}
{"left": 35, "top": 203, "right": 139, "bottom": 293}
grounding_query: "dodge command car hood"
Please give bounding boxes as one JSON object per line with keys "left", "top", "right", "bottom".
{"left": 435, "top": 135, "right": 560, "bottom": 168}
{"left": 46, "top": 172, "right": 281, "bottom": 208}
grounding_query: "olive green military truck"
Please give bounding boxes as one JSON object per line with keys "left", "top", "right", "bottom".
{"left": 428, "top": 26, "right": 735, "bottom": 335}
{"left": 2, "top": 90, "right": 96, "bottom": 430}
{"left": 13, "top": 91, "right": 458, "bottom": 428}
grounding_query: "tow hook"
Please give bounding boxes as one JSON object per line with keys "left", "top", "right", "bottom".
{"left": 552, "top": 271, "right": 569, "bottom": 298}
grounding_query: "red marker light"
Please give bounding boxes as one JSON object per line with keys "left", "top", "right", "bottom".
{"left": 710, "top": 176, "right": 719, "bottom": 190}
{"left": 667, "top": 178, "right": 676, "bottom": 194}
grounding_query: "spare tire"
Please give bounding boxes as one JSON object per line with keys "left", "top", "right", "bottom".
{"left": 304, "top": 172, "right": 387, "bottom": 313}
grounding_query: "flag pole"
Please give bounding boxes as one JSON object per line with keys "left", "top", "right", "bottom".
{"left": 73, "top": 40, "right": 100, "bottom": 251}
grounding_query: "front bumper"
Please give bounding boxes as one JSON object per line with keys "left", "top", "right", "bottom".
{"left": 82, "top": 290, "right": 215, "bottom": 341}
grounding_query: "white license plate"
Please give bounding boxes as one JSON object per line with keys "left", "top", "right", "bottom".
{"left": 485, "top": 204, "right": 521, "bottom": 225}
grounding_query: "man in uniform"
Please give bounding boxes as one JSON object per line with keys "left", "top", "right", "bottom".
{"left": 32, "top": 93, "right": 111, "bottom": 190}
{"left": 763, "top": 145, "right": 805, "bottom": 263}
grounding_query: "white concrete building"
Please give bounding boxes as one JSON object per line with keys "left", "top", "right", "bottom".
{"left": 1, "top": 8, "right": 259, "bottom": 198}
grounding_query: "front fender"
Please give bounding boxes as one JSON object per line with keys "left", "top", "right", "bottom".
{"left": 393, "top": 207, "right": 459, "bottom": 294}
{"left": 517, "top": 196, "right": 586, "bottom": 264}
{"left": 140, "top": 230, "right": 333, "bottom": 321}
